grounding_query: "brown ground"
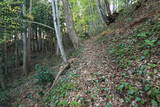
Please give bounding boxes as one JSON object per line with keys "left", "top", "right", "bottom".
{"left": 10, "top": 0, "right": 160, "bottom": 106}
{"left": 66, "top": 33, "right": 121, "bottom": 106}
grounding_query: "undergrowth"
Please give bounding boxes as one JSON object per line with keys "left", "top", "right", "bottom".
{"left": 0, "top": 89, "right": 10, "bottom": 106}
{"left": 100, "top": 13, "right": 160, "bottom": 106}
{"left": 110, "top": 17, "right": 160, "bottom": 107}
{"left": 34, "top": 64, "right": 55, "bottom": 86}
{"left": 109, "top": 18, "right": 160, "bottom": 70}
{"left": 43, "top": 72, "right": 80, "bottom": 107}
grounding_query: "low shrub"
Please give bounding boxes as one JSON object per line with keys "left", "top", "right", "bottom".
{"left": 34, "top": 64, "right": 54, "bottom": 85}
{"left": 0, "top": 90, "right": 10, "bottom": 106}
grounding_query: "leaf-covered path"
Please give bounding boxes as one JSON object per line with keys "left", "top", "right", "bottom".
{"left": 67, "top": 32, "right": 122, "bottom": 106}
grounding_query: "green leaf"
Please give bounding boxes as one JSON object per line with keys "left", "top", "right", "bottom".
{"left": 133, "top": 104, "right": 138, "bottom": 107}
{"left": 135, "top": 97, "right": 144, "bottom": 104}
{"left": 105, "top": 103, "right": 112, "bottom": 107}
{"left": 148, "top": 64, "right": 157, "bottom": 68}
{"left": 18, "top": 104, "right": 25, "bottom": 107}
{"left": 144, "top": 40, "right": 156, "bottom": 46}
{"left": 140, "top": 56, "right": 145, "bottom": 60}
{"left": 136, "top": 32, "right": 148, "bottom": 38}
{"left": 128, "top": 89, "right": 136, "bottom": 95}
{"left": 151, "top": 99, "right": 158, "bottom": 106}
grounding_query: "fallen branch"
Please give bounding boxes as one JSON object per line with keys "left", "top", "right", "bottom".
{"left": 49, "top": 63, "right": 70, "bottom": 90}
{"left": 47, "top": 58, "right": 77, "bottom": 93}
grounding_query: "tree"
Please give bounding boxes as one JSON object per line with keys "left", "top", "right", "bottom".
{"left": 96, "top": 0, "right": 115, "bottom": 25}
{"left": 0, "top": 53, "right": 5, "bottom": 89}
{"left": 22, "top": 0, "right": 28, "bottom": 74}
{"left": 96, "top": 0, "right": 108, "bottom": 25}
{"left": 51, "top": 0, "right": 67, "bottom": 62}
{"left": 104, "top": 0, "right": 111, "bottom": 16}
{"left": 62, "top": 0, "right": 79, "bottom": 49}
{"left": 27, "top": 0, "right": 32, "bottom": 71}
{"left": 0, "top": 0, "right": 21, "bottom": 87}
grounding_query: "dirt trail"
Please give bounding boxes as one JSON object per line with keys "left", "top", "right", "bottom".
{"left": 67, "top": 33, "right": 121, "bottom": 106}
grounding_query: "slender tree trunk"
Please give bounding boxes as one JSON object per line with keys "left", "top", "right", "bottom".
{"left": 22, "top": 31, "right": 28, "bottom": 75}
{"left": 38, "top": 28, "right": 42, "bottom": 51}
{"left": 117, "top": 0, "right": 119, "bottom": 10}
{"left": 22, "top": 3, "right": 28, "bottom": 75}
{"left": 96, "top": 0, "right": 105, "bottom": 24}
{"left": 104, "top": 0, "right": 111, "bottom": 16}
{"left": 35, "top": 27, "right": 38, "bottom": 52}
{"left": 51, "top": 0, "right": 67, "bottom": 62}
{"left": 42, "top": 32, "right": 44, "bottom": 55}
{"left": 112, "top": 0, "right": 116, "bottom": 12}
{"left": 56, "top": 40, "right": 60, "bottom": 56}
{"left": 0, "top": 73, "right": 5, "bottom": 89}
{"left": 4, "top": 36, "right": 7, "bottom": 75}
{"left": 91, "top": 0, "right": 99, "bottom": 30}
{"left": 0, "top": 48, "right": 5, "bottom": 89}
{"left": 96, "top": 0, "right": 108, "bottom": 25}
{"left": 62, "top": 0, "right": 79, "bottom": 49}
{"left": 27, "top": 0, "right": 32, "bottom": 71}
{"left": 88, "top": 0, "right": 97, "bottom": 34}
{"left": 15, "top": 35, "right": 18, "bottom": 71}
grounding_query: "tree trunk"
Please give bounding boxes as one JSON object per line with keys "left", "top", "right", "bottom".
{"left": 62, "top": 0, "right": 79, "bottom": 49}
{"left": 38, "top": 28, "right": 42, "bottom": 51}
{"left": 27, "top": 0, "right": 32, "bottom": 70}
{"left": 89, "top": 0, "right": 97, "bottom": 33}
{"left": 116, "top": 0, "right": 119, "bottom": 10}
{"left": 96, "top": 0, "right": 105, "bottom": 24}
{"left": 4, "top": 36, "right": 8, "bottom": 75}
{"left": 104, "top": 0, "right": 111, "bottom": 16}
{"left": 35, "top": 27, "right": 38, "bottom": 52}
{"left": 51, "top": 0, "right": 67, "bottom": 62}
{"left": 0, "top": 73, "right": 5, "bottom": 89}
{"left": 22, "top": 3, "right": 28, "bottom": 75}
{"left": 56, "top": 40, "right": 60, "bottom": 56}
{"left": 96, "top": 0, "right": 109, "bottom": 25}
{"left": 0, "top": 53, "right": 5, "bottom": 89}
{"left": 112, "top": 0, "right": 116, "bottom": 12}
{"left": 15, "top": 35, "right": 18, "bottom": 71}
{"left": 22, "top": 31, "right": 28, "bottom": 75}
{"left": 27, "top": 28, "right": 31, "bottom": 72}
{"left": 42, "top": 32, "right": 44, "bottom": 55}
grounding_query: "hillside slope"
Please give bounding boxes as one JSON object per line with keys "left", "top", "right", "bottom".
{"left": 45, "top": 0, "right": 160, "bottom": 106}
{"left": 10, "top": 0, "right": 160, "bottom": 106}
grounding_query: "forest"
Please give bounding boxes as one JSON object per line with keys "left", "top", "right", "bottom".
{"left": 0, "top": 0, "right": 160, "bottom": 106}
